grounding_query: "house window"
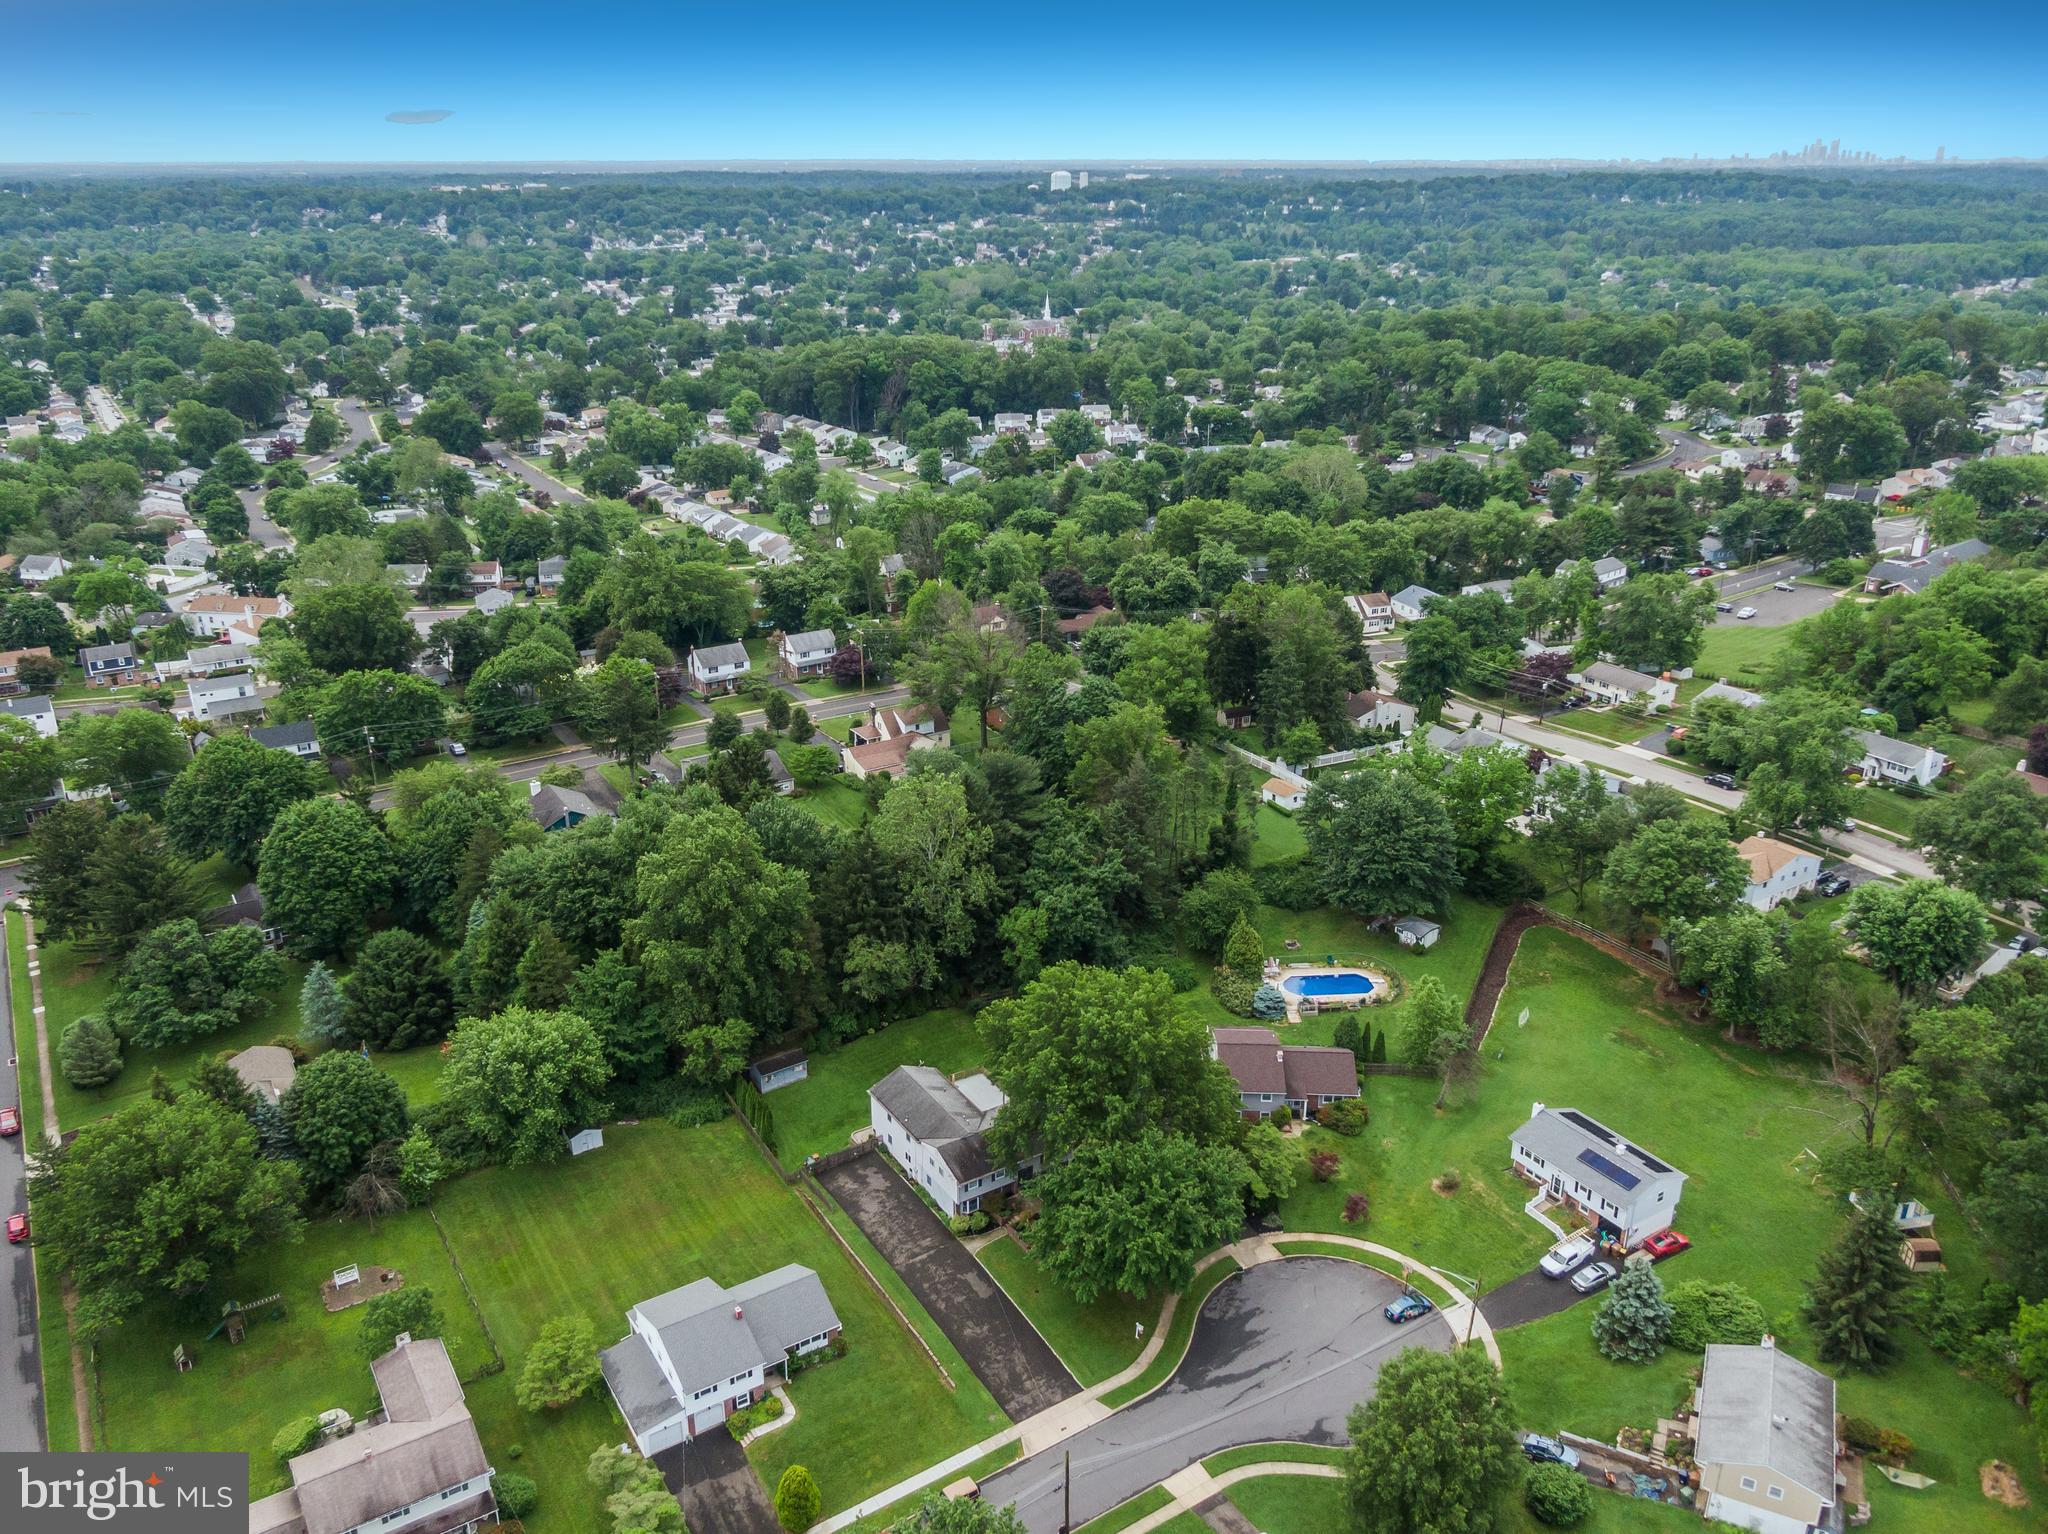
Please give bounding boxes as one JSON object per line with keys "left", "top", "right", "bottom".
{"left": 1766, "top": 1486, "right": 1784, "bottom": 1501}
{"left": 1738, "top": 1477, "right": 1756, "bottom": 1492}
{"left": 383, "top": 1508, "right": 415, "bottom": 1525}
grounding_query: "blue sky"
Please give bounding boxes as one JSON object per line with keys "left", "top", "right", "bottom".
{"left": 10, "top": 2, "right": 2047, "bottom": 165}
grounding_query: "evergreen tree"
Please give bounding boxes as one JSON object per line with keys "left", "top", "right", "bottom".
{"left": 516, "top": 927, "right": 577, "bottom": 1010}
{"left": 1806, "top": 1203, "right": 1911, "bottom": 1369}
{"left": 1222, "top": 913, "right": 1264, "bottom": 976}
{"left": 300, "top": 962, "right": 349, "bottom": 1047}
{"left": 1330, "top": 1013, "right": 1362, "bottom": 1059}
{"left": 1370, "top": 1028, "right": 1388, "bottom": 1064}
{"left": 186, "top": 1055, "right": 256, "bottom": 1116}
{"left": 59, "top": 1015, "right": 124, "bottom": 1089}
{"left": 1591, "top": 1254, "right": 1673, "bottom": 1362}
{"left": 775, "top": 1466, "right": 822, "bottom": 1534}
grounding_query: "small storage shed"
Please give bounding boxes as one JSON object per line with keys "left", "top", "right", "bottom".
{"left": 747, "top": 1049, "right": 809, "bottom": 1094}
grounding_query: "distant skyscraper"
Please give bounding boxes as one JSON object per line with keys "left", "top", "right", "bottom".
{"left": 1049, "top": 170, "right": 1072, "bottom": 191}
{"left": 1936, "top": 145, "right": 1946, "bottom": 162}
{"left": 1076, "top": 170, "right": 1089, "bottom": 189}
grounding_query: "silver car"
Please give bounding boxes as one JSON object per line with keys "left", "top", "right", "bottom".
{"left": 1570, "top": 1260, "right": 1618, "bottom": 1294}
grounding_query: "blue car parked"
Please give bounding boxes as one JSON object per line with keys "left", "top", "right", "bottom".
{"left": 1383, "top": 1290, "right": 1435, "bottom": 1324}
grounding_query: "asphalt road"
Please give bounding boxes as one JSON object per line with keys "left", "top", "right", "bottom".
{"left": 367, "top": 683, "right": 908, "bottom": 809}
{"left": 484, "top": 442, "right": 585, "bottom": 504}
{"left": 0, "top": 903, "right": 46, "bottom": 1452}
{"left": 1620, "top": 425, "right": 1720, "bottom": 477}
{"left": 1451, "top": 702, "right": 1934, "bottom": 880}
{"left": 981, "top": 1259, "right": 1451, "bottom": 1534}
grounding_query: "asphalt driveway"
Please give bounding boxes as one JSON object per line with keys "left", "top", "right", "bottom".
{"left": 815, "top": 1154, "right": 1078, "bottom": 1419}
{"left": 656, "top": 1430, "right": 778, "bottom": 1534}
{"left": 1479, "top": 1268, "right": 1590, "bottom": 1330}
{"left": 980, "top": 1258, "right": 1452, "bottom": 1534}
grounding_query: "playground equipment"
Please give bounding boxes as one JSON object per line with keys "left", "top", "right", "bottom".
{"left": 206, "top": 1292, "right": 285, "bottom": 1344}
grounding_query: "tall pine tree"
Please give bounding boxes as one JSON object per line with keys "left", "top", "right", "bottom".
{"left": 1591, "top": 1254, "right": 1673, "bottom": 1362}
{"left": 1805, "top": 1203, "right": 1911, "bottom": 1369}
{"left": 300, "top": 962, "right": 349, "bottom": 1046}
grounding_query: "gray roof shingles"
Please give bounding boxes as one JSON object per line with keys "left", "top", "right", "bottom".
{"left": 1695, "top": 1344, "right": 1837, "bottom": 1497}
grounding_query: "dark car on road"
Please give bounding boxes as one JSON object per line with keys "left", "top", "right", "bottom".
{"left": 1384, "top": 1290, "right": 1435, "bottom": 1324}
{"left": 1703, "top": 773, "right": 1737, "bottom": 790}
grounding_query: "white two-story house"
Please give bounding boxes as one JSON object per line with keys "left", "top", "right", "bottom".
{"left": 869, "top": 1066, "right": 1038, "bottom": 1216}
{"left": 686, "top": 641, "right": 751, "bottom": 695}
{"left": 777, "top": 627, "right": 838, "bottom": 679}
{"left": 1570, "top": 661, "right": 1677, "bottom": 712}
{"left": 1855, "top": 730, "right": 1946, "bottom": 789}
{"left": 598, "top": 1266, "right": 842, "bottom": 1454}
{"left": 1736, "top": 835, "right": 1822, "bottom": 911}
{"left": 1510, "top": 1102, "right": 1686, "bottom": 1248}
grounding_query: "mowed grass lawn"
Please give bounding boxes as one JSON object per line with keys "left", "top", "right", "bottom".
{"left": 1694, "top": 622, "right": 1791, "bottom": 687}
{"left": 789, "top": 778, "right": 870, "bottom": 831}
{"left": 33, "top": 934, "right": 309, "bottom": 1129}
{"left": 976, "top": 1236, "right": 1154, "bottom": 1386}
{"left": 1224, "top": 1474, "right": 1348, "bottom": 1534}
{"left": 768, "top": 1008, "right": 984, "bottom": 1162}
{"left": 1177, "top": 894, "right": 1504, "bottom": 1051}
{"left": 434, "top": 1119, "right": 1007, "bottom": 1521}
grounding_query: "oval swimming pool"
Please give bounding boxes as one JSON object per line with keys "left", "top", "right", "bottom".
{"left": 1280, "top": 971, "right": 1376, "bottom": 998}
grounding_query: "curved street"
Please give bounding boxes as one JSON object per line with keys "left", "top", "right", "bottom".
{"left": 980, "top": 1258, "right": 1449, "bottom": 1534}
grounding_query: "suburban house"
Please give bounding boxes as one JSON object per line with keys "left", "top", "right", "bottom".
{"left": 1861, "top": 537, "right": 1991, "bottom": 597}
{"left": 1469, "top": 424, "right": 1511, "bottom": 450}
{"left": 535, "top": 555, "right": 568, "bottom": 593}
{"left": 1346, "top": 689, "right": 1415, "bottom": 736}
{"left": 1509, "top": 1102, "right": 1686, "bottom": 1248}
{"left": 1211, "top": 1027, "right": 1360, "bottom": 1121}
{"left": 229, "top": 1044, "right": 297, "bottom": 1105}
{"left": 528, "top": 780, "right": 601, "bottom": 832}
{"left": 474, "top": 587, "right": 515, "bottom": 617}
{"left": 852, "top": 702, "right": 950, "bottom": 749}
{"left": 183, "top": 592, "right": 289, "bottom": 640}
{"left": 599, "top": 1266, "right": 842, "bottom": 1455}
{"left": 163, "top": 530, "right": 214, "bottom": 568}
{"left": 841, "top": 733, "right": 933, "bottom": 780}
{"left": 0, "top": 692, "right": 57, "bottom": 738}
{"left": 1344, "top": 592, "right": 1395, "bottom": 636}
{"left": 77, "top": 641, "right": 140, "bottom": 687}
{"left": 745, "top": 1050, "right": 809, "bottom": 1094}
{"left": 1570, "top": 661, "right": 1677, "bottom": 711}
{"left": 1691, "top": 1341, "right": 1840, "bottom": 1534}
{"left": 1557, "top": 556, "right": 1629, "bottom": 590}
{"left": 209, "top": 882, "right": 282, "bottom": 946}
{"left": 0, "top": 645, "right": 54, "bottom": 694}
{"left": 777, "top": 627, "right": 838, "bottom": 679}
{"left": 387, "top": 564, "right": 430, "bottom": 595}
{"left": 686, "top": 641, "right": 751, "bottom": 695}
{"left": 765, "top": 748, "right": 795, "bottom": 795}
{"left": 188, "top": 672, "right": 260, "bottom": 721}
{"left": 18, "top": 553, "right": 69, "bottom": 586}
{"left": 1736, "top": 835, "right": 1823, "bottom": 911}
{"left": 1260, "top": 774, "right": 1307, "bottom": 810}
{"left": 248, "top": 1337, "right": 497, "bottom": 1534}
{"left": 1855, "top": 730, "right": 1946, "bottom": 789}
{"left": 869, "top": 1065, "right": 1038, "bottom": 1216}
{"left": 1389, "top": 584, "right": 1439, "bottom": 622}
{"left": 1695, "top": 680, "right": 1765, "bottom": 710}
{"left": 468, "top": 561, "right": 506, "bottom": 591}
{"left": 250, "top": 719, "right": 322, "bottom": 759}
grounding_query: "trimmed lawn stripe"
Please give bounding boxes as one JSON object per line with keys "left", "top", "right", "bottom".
{"left": 1073, "top": 1484, "right": 1171, "bottom": 1534}
{"left": 975, "top": 1237, "right": 1153, "bottom": 1387}
{"left": 1201, "top": 1444, "right": 1345, "bottom": 1474}
{"left": 768, "top": 1009, "right": 982, "bottom": 1163}
{"left": 1269, "top": 1241, "right": 1455, "bottom": 1307}
{"left": 1224, "top": 1474, "right": 1346, "bottom": 1534}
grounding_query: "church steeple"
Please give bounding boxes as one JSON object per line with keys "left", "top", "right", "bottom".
{"left": 1042, "top": 291, "right": 1052, "bottom": 322}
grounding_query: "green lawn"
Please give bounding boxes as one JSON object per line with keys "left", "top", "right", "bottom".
{"left": 1693, "top": 623, "right": 1792, "bottom": 686}
{"left": 369, "top": 1045, "right": 447, "bottom": 1108}
{"left": 1250, "top": 804, "right": 1305, "bottom": 866}
{"left": 1224, "top": 1474, "right": 1346, "bottom": 1534}
{"left": 767, "top": 1008, "right": 983, "bottom": 1163}
{"left": 1177, "top": 894, "right": 1503, "bottom": 1049}
{"left": 34, "top": 936, "right": 308, "bottom": 1129}
{"left": 976, "top": 1237, "right": 1154, "bottom": 1386}
{"left": 1201, "top": 1443, "right": 1345, "bottom": 1474}
{"left": 1542, "top": 708, "right": 1663, "bottom": 745}
{"left": 790, "top": 778, "right": 870, "bottom": 831}
{"left": 814, "top": 712, "right": 859, "bottom": 743}
{"left": 1073, "top": 1485, "right": 1171, "bottom": 1534}
{"left": 1849, "top": 783, "right": 1931, "bottom": 837}
{"left": 433, "top": 1119, "right": 1006, "bottom": 1521}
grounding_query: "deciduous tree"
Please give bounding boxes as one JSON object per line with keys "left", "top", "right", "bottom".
{"left": 1345, "top": 1346, "right": 1521, "bottom": 1534}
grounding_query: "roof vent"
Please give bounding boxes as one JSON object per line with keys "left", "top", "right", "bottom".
{"left": 394, "top": 1331, "right": 412, "bottom": 1347}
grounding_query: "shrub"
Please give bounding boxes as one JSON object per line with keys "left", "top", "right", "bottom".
{"left": 1342, "top": 1192, "right": 1371, "bottom": 1224}
{"left": 1250, "top": 982, "right": 1288, "bottom": 1020}
{"left": 1839, "top": 1417, "right": 1883, "bottom": 1454}
{"left": 1222, "top": 914, "right": 1264, "bottom": 976}
{"left": 1270, "top": 1103, "right": 1292, "bottom": 1128}
{"left": 775, "top": 1466, "right": 821, "bottom": 1534}
{"left": 727, "top": 1394, "right": 787, "bottom": 1441}
{"left": 1330, "top": 1013, "right": 1362, "bottom": 1058}
{"left": 1211, "top": 968, "right": 1256, "bottom": 1016}
{"left": 537, "top": 763, "right": 583, "bottom": 788}
{"left": 947, "top": 1214, "right": 975, "bottom": 1237}
{"left": 1307, "top": 1149, "right": 1341, "bottom": 1182}
{"left": 1875, "top": 1428, "right": 1914, "bottom": 1464}
{"left": 1325, "top": 1097, "right": 1369, "bottom": 1136}
{"left": 1525, "top": 1463, "right": 1592, "bottom": 1526}
{"left": 517, "top": 1314, "right": 602, "bottom": 1411}
{"left": 496, "top": 1474, "right": 539, "bottom": 1519}
{"left": 1436, "top": 1167, "right": 1462, "bottom": 1193}
{"left": 1254, "top": 854, "right": 1322, "bottom": 911}
{"left": 981, "top": 1188, "right": 1011, "bottom": 1220}
{"left": 1667, "top": 1281, "right": 1768, "bottom": 1351}
{"left": 272, "top": 1416, "right": 322, "bottom": 1462}
{"left": 1150, "top": 957, "right": 1202, "bottom": 993}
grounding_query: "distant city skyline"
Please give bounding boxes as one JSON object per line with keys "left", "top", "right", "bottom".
{"left": 10, "top": 2, "right": 2047, "bottom": 166}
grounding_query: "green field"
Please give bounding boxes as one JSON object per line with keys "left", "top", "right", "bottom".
{"left": 1693, "top": 623, "right": 1791, "bottom": 687}
{"left": 976, "top": 1237, "right": 1154, "bottom": 1386}
{"left": 76, "top": 1119, "right": 1008, "bottom": 1531}
{"left": 1249, "top": 804, "right": 1305, "bottom": 865}
{"left": 766, "top": 1007, "right": 984, "bottom": 1162}
{"left": 1201, "top": 1443, "right": 1345, "bottom": 1474}
{"left": 790, "top": 777, "right": 870, "bottom": 830}
{"left": 1223, "top": 1474, "right": 1346, "bottom": 1534}
{"left": 1176, "top": 893, "right": 1504, "bottom": 1050}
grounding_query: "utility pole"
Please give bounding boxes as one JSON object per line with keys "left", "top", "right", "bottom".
{"left": 1060, "top": 1451, "right": 1071, "bottom": 1534}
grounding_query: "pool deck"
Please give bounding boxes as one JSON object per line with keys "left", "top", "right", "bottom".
{"left": 1266, "top": 960, "right": 1392, "bottom": 1026}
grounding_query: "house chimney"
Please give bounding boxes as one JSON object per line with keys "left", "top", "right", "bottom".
{"left": 528, "top": 779, "right": 541, "bottom": 797}
{"left": 394, "top": 1332, "right": 412, "bottom": 1347}
{"left": 1761, "top": 1333, "right": 1776, "bottom": 1350}
{"left": 1531, "top": 1101, "right": 1546, "bottom": 1118}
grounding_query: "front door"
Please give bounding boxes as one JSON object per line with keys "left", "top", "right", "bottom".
{"left": 1549, "top": 1175, "right": 1563, "bottom": 1195}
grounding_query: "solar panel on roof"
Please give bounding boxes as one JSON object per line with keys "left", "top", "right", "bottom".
{"left": 1634, "top": 1150, "right": 1675, "bottom": 1175}
{"left": 1560, "top": 1109, "right": 1619, "bottom": 1145}
{"left": 1578, "top": 1147, "right": 1641, "bottom": 1191}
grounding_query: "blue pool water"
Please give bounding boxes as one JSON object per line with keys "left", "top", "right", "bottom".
{"left": 1281, "top": 972, "right": 1376, "bottom": 998}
